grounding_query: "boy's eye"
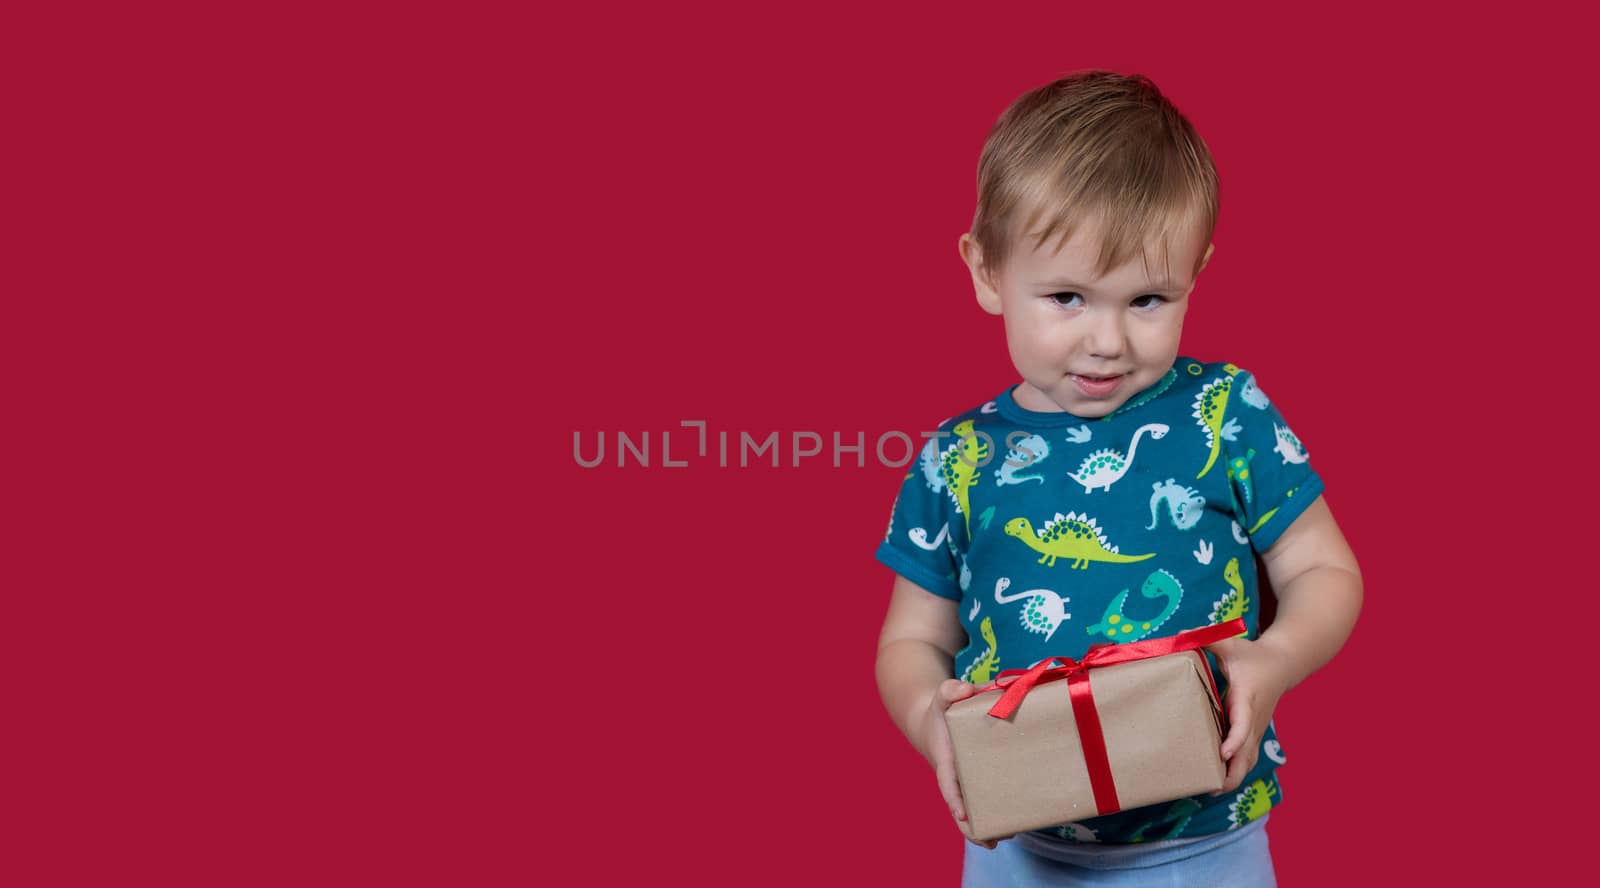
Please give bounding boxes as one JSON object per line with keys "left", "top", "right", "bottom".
{"left": 1047, "top": 292, "right": 1167, "bottom": 308}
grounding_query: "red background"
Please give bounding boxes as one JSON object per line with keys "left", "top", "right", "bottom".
{"left": 9, "top": 2, "right": 1595, "bottom": 884}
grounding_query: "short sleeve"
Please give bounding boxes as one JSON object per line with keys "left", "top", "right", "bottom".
{"left": 873, "top": 434, "right": 962, "bottom": 600}
{"left": 1222, "top": 368, "right": 1326, "bottom": 553}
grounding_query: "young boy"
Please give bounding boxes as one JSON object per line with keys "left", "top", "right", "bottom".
{"left": 873, "top": 71, "right": 1362, "bottom": 885}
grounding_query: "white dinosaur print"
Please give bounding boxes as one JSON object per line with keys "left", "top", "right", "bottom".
{"left": 1067, "top": 423, "right": 1170, "bottom": 493}
{"left": 1240, "top": 375, "right": 1271, "bottom": 410}
{"left": 980, "top": 400, "right": 997, "bottom": 413}
{"left": 1052, "top": 823, "right": 1099, "bottom": 843}
{"left": 1231, "top": 520, "right": 1250, "bottom": 545}
{"left": 1193, "top": 539, "right": 1214, "bottom": 565}
{"left": 968, "top": 597, "right": 981, "bottom": 621}
{"left": 994, "top": 433, "right": 1050, "bottom": 486}
{"left": 1065, "top": 425, "right": 1092, "bottom": 444}
{"left": 909, "top": 523, "right": 949, "bottom": 551}
{"left": 1147, "top": 478, "right": 1206, "bottom": 530}
{"left": 1273, "top": 423, "right": 1308, "bottom": 464}
{"left": 918, "top": 438, "right": 947, "bottom": 494}
{"left": 1264, "top": 739, "right": 1286, "bottom": 764}
{"left": 993, "top": 577, "right": 1071, "bottom": 642}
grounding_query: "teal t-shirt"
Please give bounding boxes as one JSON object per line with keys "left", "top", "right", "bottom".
{"left": 874, "top": 357, "right": 1324, "bottom": 844}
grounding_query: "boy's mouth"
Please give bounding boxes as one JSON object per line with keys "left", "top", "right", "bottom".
{"left": 1069, "top": 373, "right": 1124, "bottom": 396}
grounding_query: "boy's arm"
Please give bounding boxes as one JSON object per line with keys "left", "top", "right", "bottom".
{"left": 875, "top": 573, "right": 967, "bottom": 764}
{"left": 1207, "top": 493, "right": 1362, "bottom": 792}
{"left": 1254, "top": 494, "right": 1363, "bottom": 689}
{"left": 876, "top": 578, "right": 1007, "bottom": 846}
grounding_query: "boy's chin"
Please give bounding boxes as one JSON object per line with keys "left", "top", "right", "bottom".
{"left": 1069, "top": 399, "right": 1122, "bottom": 418}
{"left": 1022, "top": 384, "right": 1125, "bottom": 417}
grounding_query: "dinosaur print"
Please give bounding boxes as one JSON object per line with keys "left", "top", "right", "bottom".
{"left": 1085, "top": 569, "right": 1185, "bottom": 641}
{"left": 1264, "top": 736, "right": 1287, "bottom": 765}
{"left": 939, "top": 420, "right": 988, "bottom": 540}
{"left": 993, "top": 577, "right": 1071, "bottom": 642}
{"left": 1051, "top": 823, "right": 1099, "bottom": 843}
{"left": 1227, "top": 448, "right": 1257, "bottom": 507}
{"left": 1273, "top": 423, "right": 1308, "bottom": 465}
{"left": 908, "top": 522, "right": 949, "bottom": 551}
{"left": 1004, "top": 512, "right": 1156, "bottom": 570}
{"left": 1193, "top": 364, "right": 1243, "bottom": 479}
{"left": 1068, "top": 423, "right": 1170, "bottom": 493}
{"left": 960, "top": 616, "right": 1001, "bottom": 685}
{"left": 918, "top": 437, "right": 947, "bottom": 494}
{"left": 1127, "top": 798, "right": 1203, "bottom": 843}
{"left": 1239, "top": 374, "right": 1271, "bottom": 409}
{"left": 1147, "top": 478, "right": 1207, "bottom": 531}
{"left": 1065, "top": 425, "right": 1092, "bottom": 444}
{"left": 1228, "top": 777, "right": 1280, "bottom": 829}
{"left": 1208, "top": 557, "right": 1249, "bottom": 635}
{"left": 994, "top": 433, "right": 1050, "bottom": 486}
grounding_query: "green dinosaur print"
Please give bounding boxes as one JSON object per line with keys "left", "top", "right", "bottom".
{"left": 1208, "top": 557, "right": 1249, "bottom": 635}
{"left": 1228, "top": 777, "right": 1280, "bottom": 828}
{"left": 1127, "top": 798, "right": 1203, "bottom": 842}
{"left": 1227, "top": 448, "right": 1257, "bottom": 506}
{"left": 1085, "top": 569, "right": 1184, "bottom": 641}
{"left": 960, "top": 616, "right": 1001, "bottom": 684}
{"left": 1004, "top": 511, "right": 1156, "bottom": 570}
{"left": 1246, "top": 485, "right": 1297, "bottom": 537}
{"left": 1193, "top": 364, "right": 1241, "bottom": 479}
{"left": 939, "top": 419, "right": 988, "bottom": 541}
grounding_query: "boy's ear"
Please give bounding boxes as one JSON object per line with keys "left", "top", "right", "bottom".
{"left": 958, "top": 233, "right": 1004, "bottom": 315}
{"left": 1196, "top": 242, "right": 1215, "bottom": 277}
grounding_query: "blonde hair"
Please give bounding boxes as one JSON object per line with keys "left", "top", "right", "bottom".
{"left": 969, "top": 70, "right": 1219, "bottom": 287}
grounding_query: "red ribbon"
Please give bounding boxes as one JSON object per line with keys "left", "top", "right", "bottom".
{"left": 972, "top": 618, "right": 1245, "bottom": 816}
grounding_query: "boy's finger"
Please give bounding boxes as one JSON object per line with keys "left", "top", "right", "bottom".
{"left": 934, "top": 749, "right": 966, "bottom": 821}
{"left": 1220, "top": 702, "right": 1249, "bottom": 759}
{"left": 949, "top": 679, "right": 978, "bottom": 700}
{"left": 1212, "top": 738, "right": 1256, "bottom": 795}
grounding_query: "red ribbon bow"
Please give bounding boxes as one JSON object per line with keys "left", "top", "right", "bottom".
{"left": 971, "top": 618, "right": 1246, "bottom": 816}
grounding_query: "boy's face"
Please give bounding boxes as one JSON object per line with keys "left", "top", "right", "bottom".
{"left": 960, "top": 215, "right": 1214, "bottom": 419}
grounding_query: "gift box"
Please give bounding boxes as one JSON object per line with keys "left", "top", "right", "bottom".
{"left": 944, "top": 621, "right": 1240, "bottom": 842}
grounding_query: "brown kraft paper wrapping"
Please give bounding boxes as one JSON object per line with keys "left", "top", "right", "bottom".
{"left": 944, "top": 650, "right": 1227, "bottom": 842}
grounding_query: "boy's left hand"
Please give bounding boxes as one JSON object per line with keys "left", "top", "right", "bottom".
{"left": 1203, "top": 635, "right": 1296, "bottom": 794}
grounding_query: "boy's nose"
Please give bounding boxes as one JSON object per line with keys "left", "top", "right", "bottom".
{"left": 1086, "top": 310, "right": 1126, "bottom": 358}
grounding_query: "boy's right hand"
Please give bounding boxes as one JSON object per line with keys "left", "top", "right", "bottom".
{"left": 922, "top": 678, "right": 1014, "bottom": 850}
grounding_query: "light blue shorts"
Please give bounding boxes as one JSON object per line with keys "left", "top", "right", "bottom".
{"left": 961, "top": 814, "right": 1274, "bottom": 887}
